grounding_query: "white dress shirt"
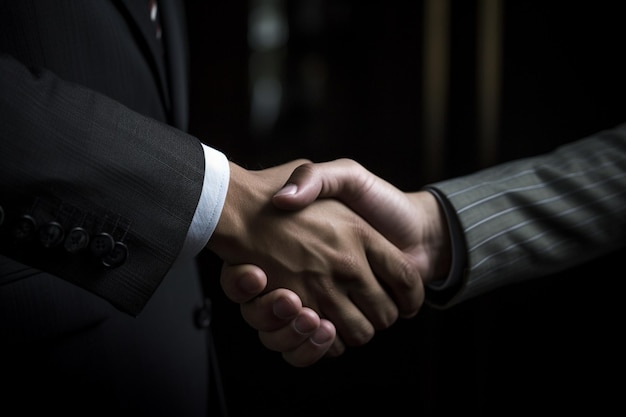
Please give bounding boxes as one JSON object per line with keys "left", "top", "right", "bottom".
{"left": 176, "top": 143, "right": 229, "bottom": 263}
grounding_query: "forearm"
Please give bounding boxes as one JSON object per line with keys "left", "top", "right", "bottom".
{"left": 428, "top": 124, "right": 626, "bottom": 307}
{"left": 0, "top": 55, "right": 208, "bottom": 315}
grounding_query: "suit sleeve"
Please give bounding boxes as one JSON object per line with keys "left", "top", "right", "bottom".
{"left": 425, "top": 124, "right": 626, "bottom": 308}
{"left": 0, "top": 54, "right": 214, "bottom": 316}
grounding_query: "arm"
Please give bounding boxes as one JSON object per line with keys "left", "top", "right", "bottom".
{"left": 222, "top": 123, "right": 626, "bottom": 364}
{"left": 429, "top": 123, "right": 626, "bottom": 306}
{"left": 1, "top": 56, "right": 424, "bottom": 340}
{"left": 208, "top": 160, "right": 425, "bottom": 349}
{"left": 0, "top": 54, "right": 210, "bottom": 315}
{"left": 220, "top": 161, "right": 452, "bottom": 365}
{"left": 273, "top": 124, "right": 626, "bottom": 306}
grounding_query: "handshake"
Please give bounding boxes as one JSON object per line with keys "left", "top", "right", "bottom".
{"left": 207, "top": 158, "right": 452, "bottom": 367}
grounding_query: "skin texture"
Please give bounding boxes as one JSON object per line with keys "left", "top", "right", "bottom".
{"left": 220, "top": 159, "right": 452, "bottom": 366}
{"left": 208, "top": 159, "right": 425, "bottom": 353}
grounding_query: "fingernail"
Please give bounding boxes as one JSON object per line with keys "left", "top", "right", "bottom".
{"left": 274, "top": 183, "right": 297, "bottom": 197}
{"left": 310, "top": 326, "right": 333, "bottom": 346}
{"left": 273, "top": 297, "right": 297, "bottom": 319}
{"left": 293, "top": 314, "right": 316, "bottom": 334}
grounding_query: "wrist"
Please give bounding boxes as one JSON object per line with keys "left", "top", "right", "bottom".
{"left": 410, "top": 191, "right": 452, "bottom": 284}
{"left": 205, "top": 162, "right": 255, "bottom": 260}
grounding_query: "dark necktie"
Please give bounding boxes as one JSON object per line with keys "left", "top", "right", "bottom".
{"left": 148, "top": 0, "right": 162, "bottom": 39}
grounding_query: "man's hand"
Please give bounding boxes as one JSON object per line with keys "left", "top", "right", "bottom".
{"left": 272, "top": 159, "right": 452, "bottom": 285}
{"left": 207, "top": 159, "right": 424, "bottom": 352}
{"left": 220, "top": 263, "right": 337, "bottom": 367}
{"left": 219, "top": 159, "right": 452, "bottom": 366}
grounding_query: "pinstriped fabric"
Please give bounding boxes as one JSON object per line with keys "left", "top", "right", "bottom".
{"left": 431, "top": 124, "right": 626, "bottom": 306}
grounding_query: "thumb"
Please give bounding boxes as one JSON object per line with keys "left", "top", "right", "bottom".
{"left": 272, "top": 159, "right": 419, "bottom": 248}
{"left": 272, "top": 162, "right": 324, "bottom": 210}
{"left": 272, "top": 159, "right": 367, "bottom": 210}
{"left": 220, "top": 263, "right": 268, "bottom": 303}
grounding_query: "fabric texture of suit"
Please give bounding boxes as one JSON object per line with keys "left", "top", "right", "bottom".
{"left": 428, "top": 124, "right": 626, "bottom": 307}
{"left": 0, "top": 1, "right": 225, "bottom": 415}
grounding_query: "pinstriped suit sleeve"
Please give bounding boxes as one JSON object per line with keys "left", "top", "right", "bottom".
{"left": 426, "top": 124, "right": 626, "bottom": 308}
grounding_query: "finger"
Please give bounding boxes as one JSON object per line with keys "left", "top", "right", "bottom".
{"left": 345, "top": 273, "right": 399, "bottom": 330}
{"left": 272, "top": 162, "right": 325, "bottom": 210}
{"left": 317, "top": 226, "right": 411, "bottom": 331}
{"left": 282, "top": 319, "right": 337, "bottom": 367}
{"left": 365, "top": 238, "right": 425, "bottom": 318}
{"left": 240, "top": 288, "right": 303, "bottom": 332}
{"left": 220, "top": 263, "right": 267, "bottom": 304}
{"left": 326, "top": 336, "right": 346, "bottom": 358}
{"left": 326, "top": 246, "right": 400, "bottom": 331}
{"left": 272, "top": 158, "right": 372, "bottom": 208}
{"left": 258, "top": 307, "right": 321, "bottom": 352}
{"left": 317, "top": 289, "right": 377, "bottom": 347}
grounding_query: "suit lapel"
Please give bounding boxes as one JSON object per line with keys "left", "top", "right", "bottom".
{"left": 159, "top": 0, "right": 189, "bottom": 131}
{"left": 114, "top": 0, "right": 174, "bottom": 125}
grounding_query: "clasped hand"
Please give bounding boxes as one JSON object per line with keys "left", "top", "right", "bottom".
{"left": 210, "top": 159, "right": 450, "bottom": 366}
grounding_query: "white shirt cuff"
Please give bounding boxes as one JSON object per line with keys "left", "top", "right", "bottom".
{"left": 176, "top": 143, "right": 229, "bottom": 263}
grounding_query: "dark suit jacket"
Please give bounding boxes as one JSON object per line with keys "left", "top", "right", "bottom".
{"left": 0, "top": 0, "right": 203, "bottom": 315}
{"left": 0, "top": 1, "right": 223, "bottom": 416}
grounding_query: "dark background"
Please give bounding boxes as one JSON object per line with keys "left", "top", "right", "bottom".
{"left": 186, "top": 1, "right": 624, "bottom": 416}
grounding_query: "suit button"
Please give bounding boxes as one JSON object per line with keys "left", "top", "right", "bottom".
{"left": 194, "top": 298, "right": 212, "bottom": 329}
{"left": 64, "top": 227, "right": 90, "bottom": 253}
{"left": 14, "top": 214, "right": 37, "bottom": 241}
{"left": 102, "top": 241, "right": 128, "bottom": 268}
{"left": 39, "top": 221, "right": 65, "bottom": 248}
{"left": 90, "top": 232, "right": 115, "bottom": 257}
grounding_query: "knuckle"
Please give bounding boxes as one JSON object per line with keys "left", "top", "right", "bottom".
{"left": 293, "top": 158, "right": 313, "bottom": 166}
{"left": 375, "top": 305, "right": 399, "bottom": 330}
{"left": 395, "top": 257, "right": 425, "bottom": 315}
{"left": 344, "top": 323, "right": 374, "bottom": 347}
{"left": 337, "top": 158, "right": 362, "bottom": 171}
{"left": 336, "top": 252, "right": 362, "bottom": 281}
{"left": 327, "top": 343, "right": 345, "bottom": 358}
{"left": 396, "top": 256, "right": 421, "bottom": 291}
